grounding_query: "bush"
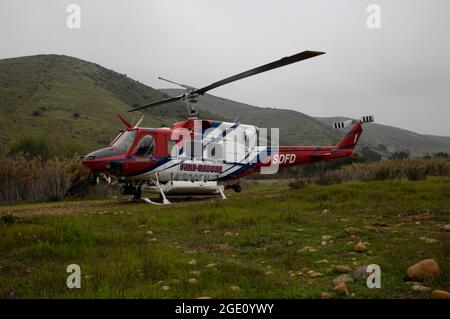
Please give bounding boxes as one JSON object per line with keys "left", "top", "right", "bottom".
{"left": 314, "top": 158, "right": 450, "bottom": 185}
{"left": 8, "top": 136, "right": 51, "bottom": 159}
{"left": 0, "top": 154, "right": 88, "bottom": 204}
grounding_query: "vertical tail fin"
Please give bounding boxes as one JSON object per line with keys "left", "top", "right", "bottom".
{"left": 336, "top": 122, "right": 363, "bottom": 150}
{"left": 333, "top": 116, "right": 374, "bottom": 150}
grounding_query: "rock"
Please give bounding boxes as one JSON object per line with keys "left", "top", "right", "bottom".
{"left": 190, "top": 270, "right": 201, "bottom": 276}
{"left": 333, "top": 282, "right": 349, "bottom": 296}
{"left": 321, "top": 235, "right": 332, "bottom": 241}
{"left": 314, "top": 259, "right": 329, "bottom": 264}
{"left": 431, "top": 290, "right": 450, "bottom": 299}
{"left": 344, "top": 227, "right": 360, "bottom": 235}
{"left": 188, "top": 259, "right": 197, "bottom": 265}
{"left": 161, "top": 285, "right": 170, "bottom": 291}
{"left": 146, "top": 230, "right": 153, "bottom": 235}
{"left": 229, "top": 285, "right": 241, "bottom": 292}
{"left": 442, "top": 224, "right": 450, "bottom": 232}
{"left": 224, "top": 231, "right": 233, "bottom": 237}
{"left": 322, "top": 209, "right": 331, "bottom": 214}
{"left": 354, "top": 242, "right": 367, "bottom": 252}
{"left": 264, "top": 271, "right": 274, "bottom": 276}
{"left": 321, "top": 292, "right": 332, "bottom": 299}
{"left": 424, "top": 238, "right": 437, "bottom": 244}
{"left": 188, "top": 278, "right": 198, "bottom": 284}
{"left": 321, "top": 241, "right": 327, "bottom": 246}
{"left": 411, "top": 284, "right": 431, "bottom": 293}
{"left": 287, "top": 240, "right": 294, "bottom": 246}
{"left": 205, "top": 263, "right": 216, "bottom": 268}
{"left": 297, "top": 246, "right": 317, "bottom": 253}
{"left": 307, "top": 271, "right": 323, "bottom": 278}
{"left": 406, "top": 259, "right": 440, "bottom": 281}
{"left": 353, "top": 266, "right": 370, "bottom": 280}
{"left": 203, "top": 230, "right": 211, "bottom": 234}
{"left": 333, "top": 274, "right": 354, "bottom": 286}
{"left": 335, "top": 265, "right": 352, "bottom": 273}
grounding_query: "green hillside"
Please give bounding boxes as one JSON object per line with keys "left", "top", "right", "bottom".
{"left": 316, "top": 117, "right": 450, "bottom": 156}
{"left": 163, "top": 89, "right": 450, "bottom": 155}
{"left": 0, "top": 55, "right": 186, "bottom": 154}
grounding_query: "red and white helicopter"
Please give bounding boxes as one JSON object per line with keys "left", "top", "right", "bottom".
{"left": 82, "top": 51, "right": 374, "bottom": 204}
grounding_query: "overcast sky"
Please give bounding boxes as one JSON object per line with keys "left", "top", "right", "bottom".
{"left": 1, "top": 0, "right": 449, "bottom": 135}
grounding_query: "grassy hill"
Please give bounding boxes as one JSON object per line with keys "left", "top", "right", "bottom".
{"left": 1, "top": 54, "right": 449, "bottom": 157}
{"left": 0, "top": 55, "right": 187, "bottom": 154}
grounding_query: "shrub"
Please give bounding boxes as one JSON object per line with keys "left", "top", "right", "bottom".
{"left": 315, "top": 158, "right": 450, "bottom": 185}
{"left": 8, "top": 136, "right": 51, "bottom": 159}
{"left": 0, "top": 154, "right": 89, "bottom": 204}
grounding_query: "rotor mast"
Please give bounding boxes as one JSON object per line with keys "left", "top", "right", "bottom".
{"left": 157, "top": 77, "right": 199, "bottom": 119}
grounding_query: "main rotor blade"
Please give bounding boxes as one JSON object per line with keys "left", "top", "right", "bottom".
{"left": 193, "top": 50, "right": 325, "bottom": 95}
{"left": 128, "top": 94, "right": 186, "bottom": 112}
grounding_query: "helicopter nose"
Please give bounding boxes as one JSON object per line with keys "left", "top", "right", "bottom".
{"left": 82, "top": 147, "right": 124, "bottom": 172}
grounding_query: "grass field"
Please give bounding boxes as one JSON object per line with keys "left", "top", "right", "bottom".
{"left": 0, "top": 178, "right": 449, "bottom": 299}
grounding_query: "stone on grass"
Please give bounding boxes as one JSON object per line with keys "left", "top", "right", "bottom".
{"left": 307, "top": 270, "right": 323, "bottom": 278}
{"left": 353, "top": 266, "right": 370, "bottom": 280}
{"left": 411, "top": 284, "right": 431, "bottom": 293}
{"left": 321, "top": 292, "right": 332, "bottom": 299}
{"left": 229, "top": 285, "right": 241, "bottom": 292}
{"left": 333, "top": 274, "right": 353, "bottom": 286}
{"left": 188, "top": 259, "right": 197, "bottom": 265}
{"left": 335, "top": 265, "right": 352, "bottom": 273}
{"left": 431, "top": 290, "right": 450, "bottom": 299}
{"left": 344, "top": 227, "right": 360, "bottom": 235}
{"left": 188, "top": 278, "right": 197, "bottom": 284}
{"left": 442, "top": 224, "right": 450, "bottom": 232}
{"left": 333, "top": 282, "right": 349, "bottom": 296}
{"left": 406, "top": 259, "right": 440, "bottom": 281}
{"left": 354, "top": 242, "right": 367, "bottom": 252}
{"left": 161, "top": 285, "right": 170, "bottom": 291}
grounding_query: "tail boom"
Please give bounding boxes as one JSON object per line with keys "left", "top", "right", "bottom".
{"left": 272, "top": 121, "right": 364, "bottom": 168}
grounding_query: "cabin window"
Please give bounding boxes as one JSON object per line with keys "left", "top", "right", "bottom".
{"left": 111, "top": 130, "right": 136, "bottom": 153}
{"left": 134, "top": 135, "right": 154, "bottom": 156}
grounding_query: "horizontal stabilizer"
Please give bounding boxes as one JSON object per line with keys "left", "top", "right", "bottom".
{"left": 361, "top": 115, "right": 374, "bottom": 123}
{"left": 333, "top": 115, "right": 375, "bottom": 129}
{"left": 333, "top": 119, "right": 354, "bottom": 129}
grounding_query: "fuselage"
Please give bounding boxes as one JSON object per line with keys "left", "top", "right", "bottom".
{"left": 82, "top": 119, "right": 361, "bottom": 183}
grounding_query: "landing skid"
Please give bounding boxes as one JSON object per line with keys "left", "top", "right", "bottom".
{"left": 108, "top": 175, "right": 229, "bottom": 205}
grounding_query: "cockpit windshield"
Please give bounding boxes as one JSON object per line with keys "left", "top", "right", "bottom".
{"left": 111, "top": 130, "right": 136, "bottom": 153}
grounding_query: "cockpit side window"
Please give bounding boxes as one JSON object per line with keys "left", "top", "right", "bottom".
{"left": 134, "top": 135, "right": 154, "bottom": 156}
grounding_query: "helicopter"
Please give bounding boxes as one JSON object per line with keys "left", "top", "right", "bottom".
{"left": 82, "top": 50, "right": 374, "bottom": 204}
